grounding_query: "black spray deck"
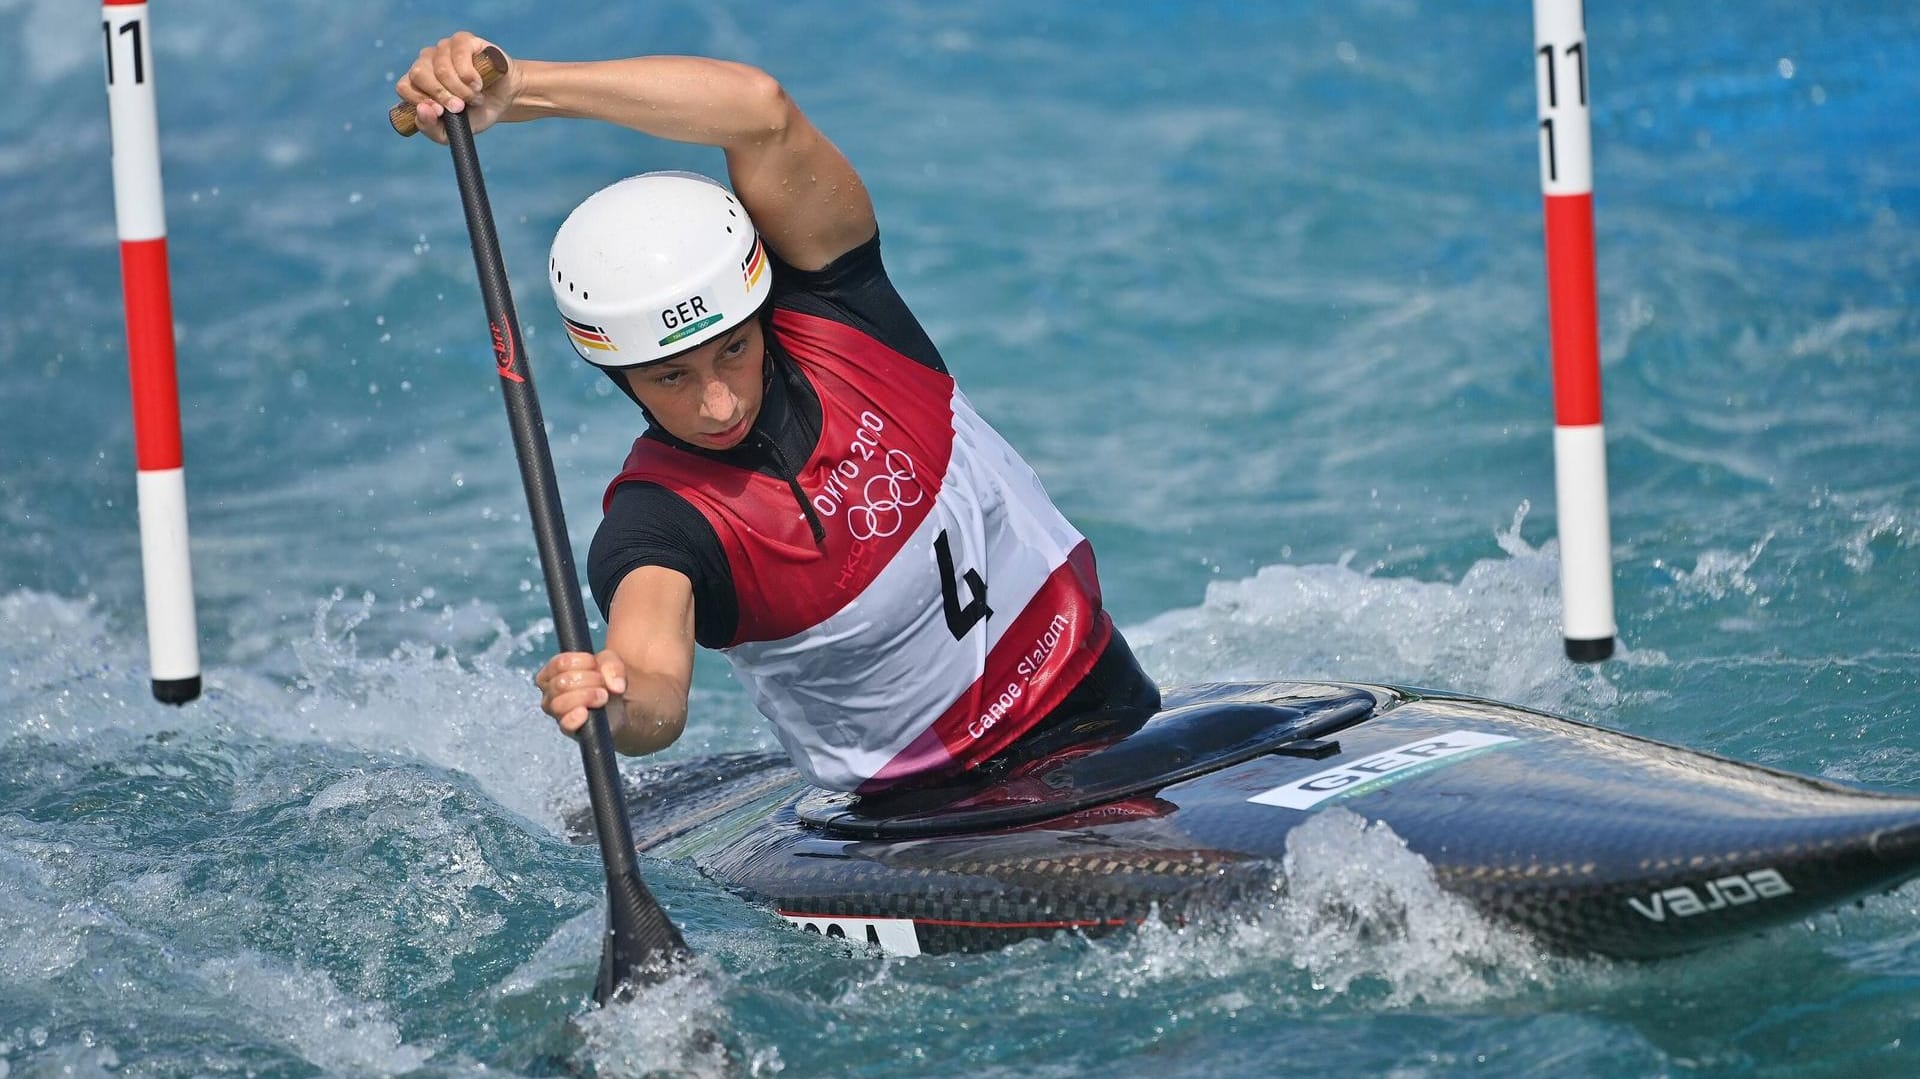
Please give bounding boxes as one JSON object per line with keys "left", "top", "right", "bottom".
{"left": 580, "top": 682, "right": 1920, "bottom": 958}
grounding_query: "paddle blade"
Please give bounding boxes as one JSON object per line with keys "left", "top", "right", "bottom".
{"left": 597, "top": 867, "right": 692, "bottom": 1003}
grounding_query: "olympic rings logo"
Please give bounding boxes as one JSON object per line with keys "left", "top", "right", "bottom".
{"left": 846, "top": 450, "right": 924, "bottom": 541}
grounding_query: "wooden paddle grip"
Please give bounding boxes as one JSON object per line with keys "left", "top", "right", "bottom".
{"left": 388, "top": 45, "right": 509, "bottom": 137}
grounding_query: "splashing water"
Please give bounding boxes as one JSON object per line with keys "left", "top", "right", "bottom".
{"left": 1131, "top": 504, "right": 1634, "bottom": 714}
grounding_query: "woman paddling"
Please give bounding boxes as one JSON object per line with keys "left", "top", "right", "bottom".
{"left": 397, "top": 32, "right": 1158, "bottom": 795}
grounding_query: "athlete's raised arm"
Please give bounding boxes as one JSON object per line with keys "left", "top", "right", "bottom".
{"left": 397, "top": 31, "right": 876, "bottom": 271}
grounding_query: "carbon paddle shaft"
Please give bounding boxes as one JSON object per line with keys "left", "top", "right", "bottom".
{"left": 440, "top": 109, "right": 690, "bottom": 999}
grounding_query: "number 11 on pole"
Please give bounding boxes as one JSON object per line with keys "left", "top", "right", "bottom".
{"left": 102, "top": 0, "right": 202, "bottom": 704}
{"left": 1534, "top": 0, "right": 1616, "bottom": 663}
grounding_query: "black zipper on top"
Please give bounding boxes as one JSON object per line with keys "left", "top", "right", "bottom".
{"left": 752, "top": 428, "right": 828, "bottom": 545}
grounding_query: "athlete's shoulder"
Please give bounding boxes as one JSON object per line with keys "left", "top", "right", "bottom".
{"left": 770, "top": 231, "right": 946, "bottom": 373}
{"left": 770, "top": 230, "right": 886, "bottom": 296}
{"left": 595, "top": 479, "right": 711, "bottom": 560}
{"left": 589, "top": 480, "right": 739, "bottom": 647}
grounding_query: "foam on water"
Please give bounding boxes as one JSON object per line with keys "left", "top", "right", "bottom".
{"left": 0, "top": 586, "right": 789, "bottom": 1073}
{"left": 1271, "top": 809, "right": 1561, "bottom": 1005}
{"left": 571, "top": 962, "right": 782, "bottom": 1078}
{"left": 1130, "top": 505, "right": 1638, "bottom": 716}
{"left": 191, "top": 955, "right": 435, "bottom": 1075}
{"left": 1015, "top": 808, "right": 1567, "bottom": 1015}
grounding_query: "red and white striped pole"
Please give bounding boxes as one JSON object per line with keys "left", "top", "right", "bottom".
{"left": 102, "top": 0, "right": 201, "bottom": 703}
{"left": 1533, "top": 0, "right": 1615, "bottom": 663}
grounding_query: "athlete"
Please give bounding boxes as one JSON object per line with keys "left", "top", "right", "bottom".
{"left": 398, "top": 32, "right": 1158, "bottom": 794}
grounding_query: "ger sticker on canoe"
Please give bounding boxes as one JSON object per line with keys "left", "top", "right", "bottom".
{"left": 1249, "top": 730, "right": 1518, "bottom": 811}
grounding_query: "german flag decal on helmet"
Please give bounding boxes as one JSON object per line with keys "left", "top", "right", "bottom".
{"left": 740, "top": 236, "right": 767, "bottom": 292}
{"left": 563, "top": 315, "right": 617, "bottom": 353}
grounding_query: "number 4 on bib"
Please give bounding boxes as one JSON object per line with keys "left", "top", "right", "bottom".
{"left": 934, "top": 530, "right": 991, "bottom": 639}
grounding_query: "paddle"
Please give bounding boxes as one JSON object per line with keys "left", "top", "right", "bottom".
{"left": 391, "top": 49, "right": 690, "bottom": 1003}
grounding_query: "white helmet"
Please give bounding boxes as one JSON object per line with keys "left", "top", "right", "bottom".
{"left": 549, "top": 172, "right": 772, "bottom": 368}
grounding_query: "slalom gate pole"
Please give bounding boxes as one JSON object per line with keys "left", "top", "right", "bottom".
{"left": 1533, "top": 0, "right": 1617, "bottom": 663}
{"left": 101, "top": 0, "right": 201, "bottom": 704}
{"left": 390, "top": 63, "right": 691, "bottom": 1000}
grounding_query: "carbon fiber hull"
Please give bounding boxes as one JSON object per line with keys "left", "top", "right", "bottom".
{"left": 593, "top": 682, "right": 1920, "bottom": 958}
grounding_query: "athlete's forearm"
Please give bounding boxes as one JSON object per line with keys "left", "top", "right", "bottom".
{"left": 608, "top": 670, "right": 690, "bottom": 756}
{"left": 504, "top": 56, "right": 794, "bottom": 149}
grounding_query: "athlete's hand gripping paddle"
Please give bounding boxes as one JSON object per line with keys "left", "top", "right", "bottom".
{"left": 390, "top": 50, "right": 689, "bottom": 1002}
{"left": 387, "top": 44, "right": 507, "bottom": 138}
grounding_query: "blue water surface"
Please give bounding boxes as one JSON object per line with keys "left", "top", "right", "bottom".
{"left": 2, "top": 0, "right": 1917, "bottom": 1075}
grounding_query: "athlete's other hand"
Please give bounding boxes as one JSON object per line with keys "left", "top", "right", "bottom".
{"left": 396, "top": 31, "right": 520, "bottom": 145}
{"left": 535, "top": 649, "right": 628, "bottom": 738}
